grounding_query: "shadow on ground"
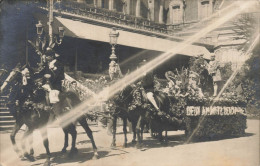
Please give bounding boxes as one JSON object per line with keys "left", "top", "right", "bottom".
{"left": 123, "top": 132, "right": 255, "bottom": 150}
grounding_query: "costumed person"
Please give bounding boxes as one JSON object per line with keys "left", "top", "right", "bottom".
{"left": 187, "top": 71, "right": 204, "bottom": 98}
{"left": 48, "top": 52, "right": 65, "bottom": 92}
{"left": 109, "top": 60, "right": 123, "bottom": 80}
{"left": 8, "top": 64, "right": 34, "bottom": 119}
{"left": 165, "top": 71, "right": 176, "bottom": 95}
{"left": 207, "top": 54, "right": 222, "bottom": 96}
{"left": 42, "top": 49, "right": 65, "bottom": 120}
{"left": 140, "top": 60, "right": 161, "bottom": 113}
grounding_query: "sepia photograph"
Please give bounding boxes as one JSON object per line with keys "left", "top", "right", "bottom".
{"left": 0, "top": 0, "right": 259, "bottom": 165}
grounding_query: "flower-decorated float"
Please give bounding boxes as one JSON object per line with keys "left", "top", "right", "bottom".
{"left": 152, "top": 55, "right": 247, "bottom": 139}
{"left": 63, "top": 54, "right": 247, "bottom": 140}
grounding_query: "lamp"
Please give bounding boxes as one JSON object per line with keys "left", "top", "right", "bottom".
{"left": 109, "top": 27, "right": 119, "bottom": 61}
{"left": 58, "top": 26, "right": 65, "bottom": 43}
{"left": 36, "top": 21, "right": 43, "bottom": 36}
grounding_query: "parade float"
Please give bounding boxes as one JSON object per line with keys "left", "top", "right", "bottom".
{"left": 62, "top": 55, "right": 248, "bottom": 140}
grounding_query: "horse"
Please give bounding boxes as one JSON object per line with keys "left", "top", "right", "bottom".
{"left": 57, "top": 90, "right": 99, "bottom": 159}
{"left": 8, "top": 79, "right": 53, "bottom": 166}
{"left": 6, "top": 68, "right": 98, "bottom": 165}
{"left": 107, "top": 83, "right": 154, "bottom": 148}
{"left": 107, "top": 84, "right": 148, "bottom": 148}
{"left": 148, "top": 92, "right": 185, "bottom": 144}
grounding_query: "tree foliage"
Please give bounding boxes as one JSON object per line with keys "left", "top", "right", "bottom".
{"left": 231, "top": 13, "right": 260, "bottom": 116}
{"left": 232, "top": 13, "right": 259, "bottom": 51}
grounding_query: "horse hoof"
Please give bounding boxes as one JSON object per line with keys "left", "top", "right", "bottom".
{"left": 20, "top": 156, "right": 27, "bottom": 161}
{"left": 29, "top": 149, "right": 34, "bottom": 156}
{"left": 135, "top": 143, "right": 143, "bottom": 149}
{"left": 23, "top": 152, "right": 35, "bottom": 162}
{"left": 68, "top": 147, "right": 78, "bottom": 158}
{"left": 110, "top": 143, "right": 116, "bottom": 147}
{"left": 131, "top": 140, "right": 137, "bottom": 144}
{"left": 61, "top": 148, "right": 67, "bottom": 154}
{"left": 123, "top": 143, "right": 127, "bottom": 148}
{"left": 92, "top": 155, "right": 99, "bottom": 160}
{"left": 43, "top": 159, "right": 51, "bottom": 166}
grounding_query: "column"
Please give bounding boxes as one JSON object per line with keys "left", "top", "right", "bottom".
{"left": 148, "top": 0, "right": 155, "bottom": 21}
{"left": 126, "top": 0, "right": 131, "bottom": 14}
{"left": 136, "top": 0, "right": 141, "bottom": 17}
{"left": 109, "top": 0, "right": 114, "bottom": 10}
{"left": 159, "top": 3, "right": 164, "bottom": 23}
{"left": 97, "top": 0, "right": 102, "bottom": 8}
{"left": 93, "top": 0, "right": 97, "bottom": 6}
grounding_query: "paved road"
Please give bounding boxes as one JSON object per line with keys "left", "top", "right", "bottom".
{"left": 0, "top": 119, "right": 259, "bottom": 166}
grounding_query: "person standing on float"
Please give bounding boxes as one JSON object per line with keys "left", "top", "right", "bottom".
{"left": 207, "top": 54, "right": 222, "bottom": 97}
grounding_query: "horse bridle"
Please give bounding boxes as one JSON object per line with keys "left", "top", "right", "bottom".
{"left": 118, "top": 87, "right": 135, "bottom": 104}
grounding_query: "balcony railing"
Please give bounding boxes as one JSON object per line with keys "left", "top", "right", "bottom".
{"left": 38, "top": 1, "right": 175, "bottom": 35}
{"left": 37, "top": 1, "right": 224, "bottom": 39}
{"left": 59, "top": 1, "right": 169, "bottom": 33}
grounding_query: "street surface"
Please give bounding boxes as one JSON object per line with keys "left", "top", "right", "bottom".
{"left": 0, "top": 119, "right": 259, "bottom": 166}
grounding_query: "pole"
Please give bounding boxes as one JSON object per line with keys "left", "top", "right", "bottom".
{"left": 75, "top": 47, "right": 78, "bottom": 72}
{"left": 26, "top": 26, "right": 28, "bottom": 65}
{"left": 49, "top": 0, "right": 53, "bottom": 46}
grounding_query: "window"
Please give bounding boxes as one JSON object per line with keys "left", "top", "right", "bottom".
{"left": 169, "top": 0, "right": 184, "bottom": 24}
{"left": 201, "top": 1, "right": 209, "bottom": 5}
{"left": 172, "top": 5, "right": 182, "bottom": 24}
{"left": 200, "top": 0, "right": 211, "bottom": 19}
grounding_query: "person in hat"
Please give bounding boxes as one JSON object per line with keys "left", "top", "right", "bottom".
{"left": 140, "top": 60, "right": 161, "bottom": 112}
{"left": 207, "top": 53, "right": 222, "bottom": 96}
{"left": 164, "top": 71, "right": 177, "bottom": 95}
{"left": 48, "top": 52, "right": 65, "bottom": 92}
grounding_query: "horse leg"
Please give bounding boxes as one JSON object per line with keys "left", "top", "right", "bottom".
{"left": 131, "top": 121, "right": 137, "bottom": 144}
{"left": 111, "top": 116, "right": 117, "bottom": 147}
{"left": 78, "top": 117, "right": 99, "bottom": 159}
{"left": 10, "top": 121, "right": 23, "bottom": 158}
{"left": 28, "top": 131, "right": 34, "bottom": 156}
{"left": 140, "top": 120, "right": 145, "bottom": 144}
{"left": 67, "top": 124, "right": 78, "bottom": 158}
{"left": 136, "top": 116, "right": 143, "bottom": 149}
{"left": 22, "top": 127, "right": 35, "bottom": 162}
{"left": 61, "top": 128, "right": 69, "bottom": 153}
{"left": 122, "top": 118, "right": 128, "bottom": 148}
{"left": 40, "top": 128, "right": 51, "bottom": 166}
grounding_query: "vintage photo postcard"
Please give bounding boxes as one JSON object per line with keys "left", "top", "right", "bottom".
{"left": 0, "top": 0, "right": 259, "bottom": 166}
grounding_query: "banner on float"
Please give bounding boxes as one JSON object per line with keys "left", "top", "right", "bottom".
{"left": 186, "top": 106, "right": 246, "bottom": 116}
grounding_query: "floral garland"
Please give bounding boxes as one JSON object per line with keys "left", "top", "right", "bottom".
{"left": 185, "top": 114, "right": 247, "bottom": 139}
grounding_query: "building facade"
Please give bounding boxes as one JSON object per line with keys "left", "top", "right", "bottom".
{"left": 36, "top": 0, "right": 259, "bottom": 74}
